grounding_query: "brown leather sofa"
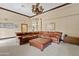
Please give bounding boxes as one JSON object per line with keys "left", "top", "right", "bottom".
{"left": 29, "top": 31, "right": 62, "bottom": 51}
{"left": 38, "top": 32, "right": 62, "bottom": 43}
{"left": 16, "top": 31, "right": 62, "bottom": 50}
{"left": 16, "top": 32, "right": 39, "bottom": 45}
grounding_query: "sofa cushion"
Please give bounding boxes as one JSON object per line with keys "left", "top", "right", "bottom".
{"left": 51, "top": 37, "right": 58, "bottom": 41}
{"left": 49, "top": 32, "right": 62, "bottom": 38}
{"left": 50, "top": 37, "right": 60, "bottom": 43}
{"left": 39, "top": 34, "right": 49, "bottom": 38}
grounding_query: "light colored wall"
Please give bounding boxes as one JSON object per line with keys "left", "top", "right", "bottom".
{"left": 31, "top": 4, "right": 79, "bottom": 37}
{"left": 0, "top": 4, "right": 79, "bottom": 37}
{"left": 0, "top": 9, "right": 30, "bottom": 38}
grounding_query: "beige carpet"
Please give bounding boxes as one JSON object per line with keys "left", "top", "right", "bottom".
{"left": 0, "top": 40, "right": 79, "bottom": 56}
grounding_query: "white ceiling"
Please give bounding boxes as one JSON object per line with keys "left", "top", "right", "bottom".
{"left": 0, "top": 3, "right": 64, "bottom": 16}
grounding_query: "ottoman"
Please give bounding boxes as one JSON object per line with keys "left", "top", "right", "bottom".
{"left": 29, "top": 38, "right": 51, "bottom": 51}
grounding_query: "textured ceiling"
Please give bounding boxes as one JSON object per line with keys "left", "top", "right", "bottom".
{"left": 0, "top": 3, "right": 64, "bottom": 16}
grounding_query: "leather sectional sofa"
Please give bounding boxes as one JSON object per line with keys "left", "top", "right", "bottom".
{"left": 29, "top": 32, "right": 62, "bottom": 51}
{"left": 16, "top": 31, "right": 62, "bottom": 51}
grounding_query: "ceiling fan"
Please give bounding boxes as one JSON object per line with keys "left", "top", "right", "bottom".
{"left": 32, "top": 3, "right": 44, "bottom": 15}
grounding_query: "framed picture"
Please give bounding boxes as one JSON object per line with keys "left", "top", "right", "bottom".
{"left": 46, "top": 22, "right": 55, "bottom": 31}
{"left": 50, "top": 22, "right": 55, "bottom": 30}
{"left": 0, "top": 23, "right": 17, "bottom": 29}
{"left": 21, "top": 24, "right": 28, "bottom": 33}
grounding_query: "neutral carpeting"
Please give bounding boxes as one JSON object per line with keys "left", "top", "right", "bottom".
{"left": 0, "top": 38, "right": 79, "bottom": 56}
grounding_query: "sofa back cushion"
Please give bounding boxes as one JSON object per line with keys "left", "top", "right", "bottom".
{"left": 49, "top": 32, "right": 62, "bottom": 37}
